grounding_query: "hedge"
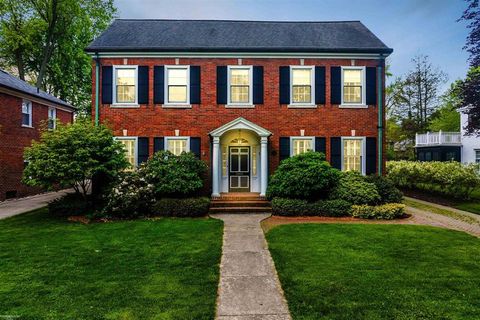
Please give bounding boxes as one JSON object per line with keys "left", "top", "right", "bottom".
{"left": 271, "top": 198, "right": 351, "bottom": 217}
{"left": 152, "top": 197, "right": 211, "bottom": 217}
{"left": 351, "top": 203, "right": 406, "bottom": 220}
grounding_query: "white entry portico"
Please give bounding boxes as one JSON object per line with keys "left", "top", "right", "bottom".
{"left": 210, "top": 117, "right": 272, "bottom": 197}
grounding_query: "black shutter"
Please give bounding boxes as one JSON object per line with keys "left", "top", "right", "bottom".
{"left": 217, "top": 66, "right": 227, "bottom": 104}
{"left": 330, "top": 67, "right": 341, "bottom": 105}
{"left": 101, "top": 66, "right": 112, "bottom": 104}
{"left": 279, "top": 137, "right": 290, "bottom": 162}
{"left": 253, "top": 66, "right": 264, "bottom": 104}
{"left": 154, "top": 137, "right": 164, "bottom": 153}
{"left": 153, "top": 66, "right": 164, "bottom": 104}
{"left": 315, "top": 66, "right": 326, "bottom": 104}
{"left": 315, "top": 137, "right": 326, "bottom": 157}
{"left": 190, "top": 137, "right": 201, "bottom": 159}
{"left": 138, "top": 66, "right": 149, "bottom": 104}
{"left": 279, "top": 66, "right": 290, "bottom": 104}
{"left": 366, "top": 137, "right": 377, "bottom": 174}
{"left": 330, "top": 137, "right": 341, "bottom": 169}
{"left": 190, "top": 66, "right": 201, "bottom": 104}
{"left": 137, "top": 137, "right": 149, "bottom": 165}
{"left": 366, "top": 67, "right": 377, "bottom": 106}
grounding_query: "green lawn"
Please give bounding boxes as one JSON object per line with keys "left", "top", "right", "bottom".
{"left": 0, "top": 209, "right": 223, "bottom": 320}
{"left": 266, "top": 224, "right": 480, "bottom": 320}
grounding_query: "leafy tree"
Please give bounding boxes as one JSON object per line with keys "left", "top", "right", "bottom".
{"left": 23, "top": 118, "right": 128, "bottom": 199}
{"left": 0, "top": 0, "right": 116, "bottom": 112}
{"left": 428, "top": 82, "right": 461, "bottom": 132}
{"left": 459, "top": 0, "right": 480, "bottom": 67}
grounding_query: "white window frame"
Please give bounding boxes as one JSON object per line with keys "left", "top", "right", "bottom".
{"left": 289, "top": 66, "right": 315, "bottom": 107}
{"left": 475, "top": 149, "right": 480, "bottom": 164}
{"left": 112, "top": 65, "right": 139, "bottom": 107}
{"left": 341, "top": 137, "right": 366, "bottom": 175}
{"left": 21, "top": 99, "right": 33, "bottom": 127}
{"left": 164, "top": 136, "right": 191, "bottom": 155}
{"left": 115, "top": 136, "right": 138, "bottom": 167}
{"left": 290, "top": 136, "right": 315, "bottom": 156}
{"left": 227, "top": 65, "right": 253, "bottom": 107}
{"left": 340, "top": 66, "right": 367, "bottom": 108}
{"left": 48, "top": 107, "right": 56, "bottom": 130}
{"left": 164, "top": 65, "right": 191, "bottom": 107}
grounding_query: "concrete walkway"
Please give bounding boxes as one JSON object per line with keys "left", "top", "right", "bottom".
{"left": 0, "top": 190, "right": 71, "bottom": 219}
{"left": 211, "top": 214, "right": 291, "bottom": 320}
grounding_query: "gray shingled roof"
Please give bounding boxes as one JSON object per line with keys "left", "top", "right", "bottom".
{"left": 86, "top": 19, "right": 393, "bottom": 54}
{"left": 0, "top": 70, "right": 74, "bottom": 109}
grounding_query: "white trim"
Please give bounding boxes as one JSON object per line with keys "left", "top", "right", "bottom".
{"left": 89, "top": 52, "right": 387, "bottom": 59}
{"left": 289, "top": 136, "right": 315, "bottom": 156}
{"left": 340, "top": 66, "right": 366, "bottom": 107}
{"left": 225, "top": 104, "right": 255, "bottom": 109}
{"left": 227, "top": 65, "right": 253, "bottom": 106}
{"left": 48, "top": 106, "right": 56, "bottom": 129}
{"left": 164, "top": 65, "right": 190, "bottom": 106}
{"left": 0, "top": 87, "right": 74, "bottom": 112}
{"left": 112, "top": 65, "right": 138, "bottom": 106}
{"left": 209, "top": 117, "right": 272, "bottom": 137}
{"left": 115, "top": 136, "right": 138, "bottom": 167}
{"left": 340, "top": 136, "right": 366, "bottom": 175}
{"left": 21, "top": 99, "right": 32, "bottom": 127}
{"left": 164, "top": 136, "right": 191, "bottom": 154}
{"left": 289, "top": 66, "right": 315, "bottom": 106}
{"left": 287, "top": 104, "right": 318, "bottom": 109}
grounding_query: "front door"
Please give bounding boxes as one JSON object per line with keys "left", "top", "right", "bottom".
{"left": 229, "top": 146, "right": 250, "bottom": 192}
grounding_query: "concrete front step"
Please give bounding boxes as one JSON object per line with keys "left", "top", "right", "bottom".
{"left": 211, "top": 200, "right": 271, "bottom": 208}
{"left": 209, "top": 206, "right": 272, "bottom": 213}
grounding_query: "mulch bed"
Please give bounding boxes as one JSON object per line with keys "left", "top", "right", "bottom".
{"left": 401, "top": 189, "right": 459, "bottom": 207}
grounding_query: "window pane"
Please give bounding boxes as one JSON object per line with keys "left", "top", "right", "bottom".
{"left": 116, "top": 69, "right": 135, "bottom": 85}
{"left": 230, "top": 69, "right": 249, "bottom": 85}
{"left": 116, "top": 85, "right": 136, "bottom": 103}
{"left": 343, "top": 86, "right": 362, "bottom": 104}
{"left": 476, "top": 150, "right": 480, "bottom": 163}
{"left": 22, "top": 101, "right": 30, "bottom": 114}
{"left": 168, "top": 86, "right": 187, "bottom": 103}
{"left": 292, "top": 69, "right": 311, "bottom": 85}
{"left": 119, "top": 139, "right": 136, "bottom": 166}
{"left": 240, "top": 154, "right": 248, "bottom": 172}
{"left": 343, "top": 139, "right": 362, "bottom": 172}
{"left": 168, "top": 68, "right": 188, "bottom": 85}
{"left": 343, "top": 69, "right": 361, "bottom": 85}
{"left": 292, "top": 139, "right": 313, "bottom": 155}
{"left": 167, "top": 139, "right": 187, "bottom": 156}
{"left": 230, "top": 86, "right": 249, "bottom": 103}
{"left": 22, "top": 114, "right": 30, "bottom": 126}
{"left": 292, "top": 86, "right": 311, "bottom": 103}
{"left": 231, "top": 154, "right": 239, "bottom": 172}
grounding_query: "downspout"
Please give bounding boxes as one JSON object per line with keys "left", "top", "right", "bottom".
{"left": 377, "top": 55, "right": 385, "bottom": 175}
{"left": 94, "top": 52, "right": 100, "bottom": 126}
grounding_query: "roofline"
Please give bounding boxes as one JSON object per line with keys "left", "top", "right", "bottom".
{"left": 112, "top": 18, "right": 364, "bottom": 23}
{"left": 0, "top": 83, "right": 75, "bottom": 110}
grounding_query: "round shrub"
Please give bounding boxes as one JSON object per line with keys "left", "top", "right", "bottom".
{"left": 330, "top": 171, "right": 381, "bottom": 205}
{"left": 143, "top": 151, "right": 208, "bottom": 198}
{"left": 351, "top": 203, "right": 406, "bottom": 220}
{"left": 266, "top": 152, "right": 340, "bottom": 201}
{"left": 152, "top": 197, "right": 211, "bottom": 217}
{"left": 48, "top": 193, "right": 93, "bottom": 217}
{"left": 365, "top": 174, "right": 403, "bottom": 204}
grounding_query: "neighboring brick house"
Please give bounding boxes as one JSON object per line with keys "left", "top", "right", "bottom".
{"left": 0, "top": 70, "right": 75, "bottom": 201}
{"left": 86, "top": 19, "right": 393, "bottom": 197}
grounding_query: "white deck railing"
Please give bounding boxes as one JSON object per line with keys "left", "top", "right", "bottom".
{"left": 415, "top": 131, "right": 462, "bottom": 146}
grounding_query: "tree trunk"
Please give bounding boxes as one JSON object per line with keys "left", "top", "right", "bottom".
{"left": 15, "top": 50, "right": 25, "bottom": 80}
{"left": 35, "top": 0, "right": 58, "bottom": 89}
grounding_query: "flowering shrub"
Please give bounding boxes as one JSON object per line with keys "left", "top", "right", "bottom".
{"left": 386, "top": 161, "right": 480, "bottom": 199}
{"left": 351, "top": 203, "right": 406, "bottom": 220}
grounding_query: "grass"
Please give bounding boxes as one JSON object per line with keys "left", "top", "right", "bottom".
{"left": 456, "top": 189, "right": 480, "bottom": 214}
{"left": 266, "top": 224, "right": 480, "bottom": 320}
{"left": 0, "top": 208, "right": 223, "bottom": 320}
{"left": 404, "top": 198, "right": 479, "bottom": 225}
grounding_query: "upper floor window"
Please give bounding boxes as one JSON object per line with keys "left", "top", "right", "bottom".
{"left": 291, "top": 67, "right": 314, "bottom": 104}
{"left": 114, "top": 66, "right": 137, "bottom": 104}
{"left": 342, "top": 67, "right": 365, "bottom": 105}
{"left": 166, "top": 66, "right": 189, "bottom": 104}
{"left": 228, "top": 66, "right": 252, "bottom": 105}
{"left": 290, "top": 137, "right": 314, "bottom": 156}
{"left": 22, "top": 100, "right": 32, "bottom": 127}
{"left": 165, "top": 137, "right": 190, "bottom": 156}
{"left": 48, "top": 107, "right": 56, "bottom": 130}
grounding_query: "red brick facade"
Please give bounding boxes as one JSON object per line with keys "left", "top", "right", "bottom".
{"left": 0, "top": 92, "right": 74, "bottom": 201}
{"left": 92, "top": 57, "right": 386, "bottom": 192}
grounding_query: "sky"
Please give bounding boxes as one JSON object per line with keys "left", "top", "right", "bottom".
{"left": 114, "top": 0, "right": 470, "bottom": 93}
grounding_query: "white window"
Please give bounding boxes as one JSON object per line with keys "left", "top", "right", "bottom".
{"left": 48, "top": 107, "right": 56, "bottom": 130}
{"left": 116, "top": 137, "right": 137, "bottom": 167}
{"left": 291, "top": 67, "right": 314, "bottom": 105}
{"left": 342, "top": 138, "right": 365, "bottom": 174}
{"left": 113, "top": 66, "right": 137, "bottom": 104}
{"left": 476, "top": 150, "right": 480, "bottom": 164}
{"left": 228, "top": 66, "right": 252, "bottom": 105}
{"left": 290, "top": 137, "right": 315, "bottom": 156}
{"left": 165, "top": 66, "right": 190, "bottom": 105}
{"left": 341, "top": 67, "right": 366, "bottom": 106}
{"left": 21, "top": 100, "right": 32, "bottom": 127}
{"left": 165, "top": 137, "right": 190, "bottom": 156}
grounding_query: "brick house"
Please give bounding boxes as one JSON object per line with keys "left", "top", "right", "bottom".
{"left": 86, "top": 19, "right": 392, "bottom": 197}
{"left": 0, "top": 70, "right": 75, "bottom": 201}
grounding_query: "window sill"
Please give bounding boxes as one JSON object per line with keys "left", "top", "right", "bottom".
{"left": 339, "top": 104, "right": 368, "bottom": 109}
{"left": 111, "top": 104, "right": 140, "bottom": 108}
{"left": 287, "top": 104, "right": 318, "bottom": 109}
{"left": 225, "top": 104, "right": 255, "bottom": 109}
{"left": 21, "top": 125, "right": 34, "bottom": 129}
{"left": 162, "top": 104, "right": 192, "bottom": 109}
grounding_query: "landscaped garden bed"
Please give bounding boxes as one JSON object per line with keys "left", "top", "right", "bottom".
{"left": 266, "top": 223, "right": 480, "bottom": 320}
{"left": 0, "top": 208, "right": 223, "bottom": 319}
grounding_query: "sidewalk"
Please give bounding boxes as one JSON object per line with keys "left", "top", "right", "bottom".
{"left": 0, "top": 190, "right": 71, "bottom": 219}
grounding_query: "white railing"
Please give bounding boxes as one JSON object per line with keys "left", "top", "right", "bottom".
{"left": 415, "top": 131, "right": 462, "bottom": 146}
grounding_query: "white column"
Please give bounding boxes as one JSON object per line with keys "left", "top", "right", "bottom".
{"left": 260, "top": 136, "right": 268, "bottom": 197}
{"left": 212, "top": 136, "right": 220, "bottom": 197}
